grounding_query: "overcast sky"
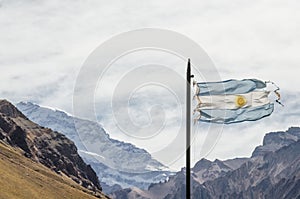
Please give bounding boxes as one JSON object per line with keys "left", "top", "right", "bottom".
{"left": 1, "top": 0, "right": 300, "bottom": 170}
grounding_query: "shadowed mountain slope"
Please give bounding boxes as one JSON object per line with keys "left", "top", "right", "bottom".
{"left": 0, "top": 99, "right": 108, "bottom": 198}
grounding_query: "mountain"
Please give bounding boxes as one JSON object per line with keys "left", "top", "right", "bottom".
{"left": 111, "top": 127, "right": 300, "bottom": 199}
{"left": 192, "top": 158, "right": 243, "bottom": 184}
{"left": 251, "top": 127, "right": 300, "bottom": 157}
{"left": 110, "top": 158, "right": 246, "bottom": 199}
{"left": 0, "top": 99, "right": 107, "bottom": 198}
{"left": 204, "top": 139, "right": 300, "bottom": 198}
{"left": 0, "top": 140, "right": 108, "bottom": 199}
{"left": 16, "top": 102, "right": 172, "bottom": 194}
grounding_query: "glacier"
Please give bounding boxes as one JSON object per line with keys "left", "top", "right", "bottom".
{"left": 16, "top": 102, "right": 173, "bottom": 194}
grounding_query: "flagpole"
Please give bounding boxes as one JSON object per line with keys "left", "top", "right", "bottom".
{"left": 186, "top": 59, "right": 193, "bottom": 198}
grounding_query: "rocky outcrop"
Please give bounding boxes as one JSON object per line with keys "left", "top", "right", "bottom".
{"left": 204, "top": 140, "right": 300, "bottom": 198}
{"left": 0, "top": 99, "right": 102, "bottom": 192}
{"left": 111, "top": 127, "right": 300, "bottom": 199}
{"left": 252, "top": 127, "right": 300, "bottom": 157}
{"left": 192, "top": 159, "right": 233, "bottom": 184}
{"left": 17, "top": 101, "right": 172, "bottom": 194}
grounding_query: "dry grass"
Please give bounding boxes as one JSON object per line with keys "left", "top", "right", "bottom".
{"left": 0, "top": 142, "right": 109, "bottom": 199}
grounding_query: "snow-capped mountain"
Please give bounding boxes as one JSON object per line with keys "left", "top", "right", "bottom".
{"left": 16, "top": 102, "right": 172, "bottom": 194}
{"left": 111, "top": 127, "right": 300, "bottom": 199}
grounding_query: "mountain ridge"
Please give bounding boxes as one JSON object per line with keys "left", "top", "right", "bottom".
{"left": 0, "top": 99, "right": 105, "bottom": 197}
{"left": 111, "top": 127, "right": 300, "bottom": 199}
{"left": 16, "top": 101, "right": 173, "bottom": 193}
{"left": 0, "top": 140, "right": 108, "bottom": 199}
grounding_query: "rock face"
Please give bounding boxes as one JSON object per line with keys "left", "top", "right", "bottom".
{"left": 111, "top": 127, "right": 300, "bottom": 199}
{"left": 252, "top": 127, "right": 300, "bottom": 157}
{"left": 192, "top": 158, "right": 237, "bottom": 184}
{"left": 204, "top": 139, "right": 300, "bottom": 199}
{"left": 0, "top": 100, "right": 101, "bottom": 192}
{"left": 16, "top": 102, "right": 172, "bottom": 194}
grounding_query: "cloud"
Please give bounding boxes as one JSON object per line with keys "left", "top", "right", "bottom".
{"left": 0, "top": 0, "right": 300, "bottom": 169}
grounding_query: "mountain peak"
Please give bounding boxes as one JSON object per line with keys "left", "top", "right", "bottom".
{"left": 287, "top": 126, "right": 300, "bottom": 135}
{"left": 213, "top": 159, "right": 230, "bottom": 169}
{"left": 16, "top": 101, "right": 172, "bottom": 193}
{"left": 111, "top": 127, "right": 300, "bottom": 198}
{"left": 252, "top": 127, "right": 300, "bottom": 157}
{"left": 0, "top": 99, "right": 26, "bottom": 119}
{"left": 0, "top": 100, "right": 102, "bottom": 192}
{"left": 193, "top": 158, "right": 212, "bottom": 172}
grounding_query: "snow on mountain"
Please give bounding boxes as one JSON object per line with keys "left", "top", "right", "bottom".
{"left": 111, "top": 127, "right": 300, "bottom": 199}
{"left": 16, "top": 102, "right": 172, "bottom": 193}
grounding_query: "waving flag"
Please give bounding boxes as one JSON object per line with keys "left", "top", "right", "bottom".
{"left": 193, "top": 79, "right": 279, "bottom": 124}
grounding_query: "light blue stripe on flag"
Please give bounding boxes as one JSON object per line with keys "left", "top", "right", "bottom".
{"left": 199, "top": 103, "right": 274, "bottom": 124}
{"left": 197, "top": 79, "right": 266, "bottom": 96}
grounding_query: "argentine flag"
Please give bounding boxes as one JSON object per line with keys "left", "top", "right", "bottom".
{"left": 194, "top": 79, "right": 274, "bottom": 124}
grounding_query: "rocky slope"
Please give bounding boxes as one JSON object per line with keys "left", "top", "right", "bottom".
{"left": 204, "top": 139, "right": 300, "bottom": 198}
{"left": 0, "top": 140, "right": 108, "bottom": 199}
{"left": 252, "top": 127, "right": 300, "bottom": 157}
{"left": 110, "top": 157, "right": 247, "bottom": 199}
{"left": 112, "top": 127, "right": 300, "bottom": 199}
{"left": 16, "top": 102, "right": 172, "bottom": 193}
{"left": 0, "top": 99, "right": 103, "bottom": 195}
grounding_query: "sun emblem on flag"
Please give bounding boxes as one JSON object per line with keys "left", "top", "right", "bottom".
{"left": 236, "top": 95, "right": 247, "bottom": 107}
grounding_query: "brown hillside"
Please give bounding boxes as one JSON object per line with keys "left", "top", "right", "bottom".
{"left": 0, "top": 141, "right": 108, "bottom": 199}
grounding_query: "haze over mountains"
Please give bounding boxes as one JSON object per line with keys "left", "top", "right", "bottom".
{"left": 1, "top": 99, "right": 299, "bottom": 198}
{"left": 16, "top": 101, "right": 173, "bottom": 194}
{"left": 111, "top": 127, "right": 300, "bottom": 199}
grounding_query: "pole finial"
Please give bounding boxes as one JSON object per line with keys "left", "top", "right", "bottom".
{"left": 187, "top": 59, "right": 191, "bottom": 73}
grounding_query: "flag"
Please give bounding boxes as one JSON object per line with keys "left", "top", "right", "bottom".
{"left": 193, "top": 79, "right": 276, "bottom": 124}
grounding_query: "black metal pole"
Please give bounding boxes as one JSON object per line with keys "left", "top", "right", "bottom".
{"left": 186, "top": 59, "right": 193, "bottom": 199}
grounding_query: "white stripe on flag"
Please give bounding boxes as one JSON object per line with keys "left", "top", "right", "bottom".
{"left": 197, "top": 91, "right": 270, "bottom": 110}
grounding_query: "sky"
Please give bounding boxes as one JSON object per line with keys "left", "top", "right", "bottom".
{"left": 0, "top": 0, "right": 300, "bottom": 170}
